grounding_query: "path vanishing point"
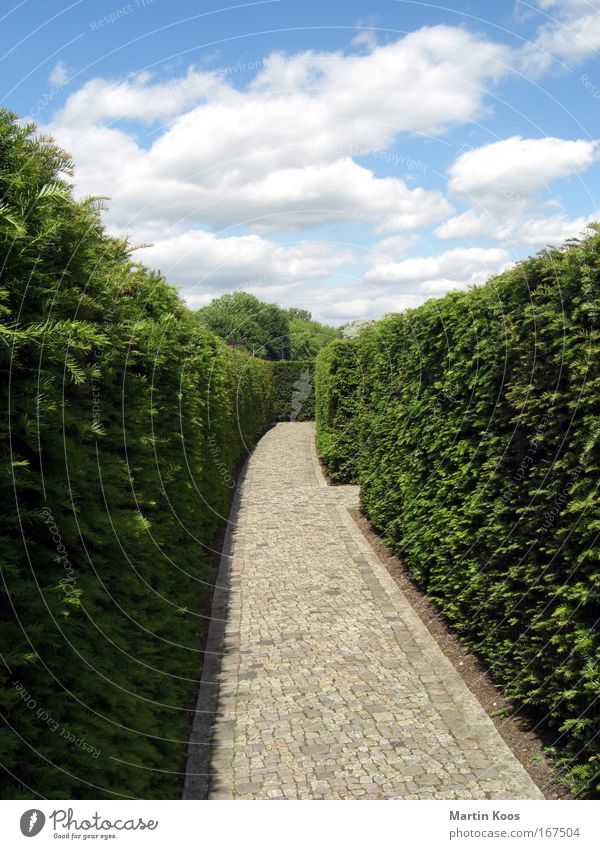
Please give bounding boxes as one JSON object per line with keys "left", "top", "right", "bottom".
{"left": 184, "top": 422, "right": 542, "bottom": 800}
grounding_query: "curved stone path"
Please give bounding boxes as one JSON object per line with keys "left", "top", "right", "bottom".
{"left": 189, "top": 422, "right": 542, "bottom": 800}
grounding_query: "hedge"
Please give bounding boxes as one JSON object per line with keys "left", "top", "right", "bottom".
{"left": 314, "top": 340, "right": 364, "bottom": 482}
{"left": 315, "top": 231, "right": 600, "bottom": 797}
{"left": 0, "top": 111, "right": 273, "bottom": 799}
{"left": 270, "top": 359, "right": 315, "bottom": 421}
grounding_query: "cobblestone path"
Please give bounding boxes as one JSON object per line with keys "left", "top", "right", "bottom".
{"left": 200, "top": 422, "right": 542, "bottom": 800}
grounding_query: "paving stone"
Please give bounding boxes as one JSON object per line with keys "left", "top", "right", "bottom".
{"left": 207, "top": 423, "right": 543, "bottom": 801}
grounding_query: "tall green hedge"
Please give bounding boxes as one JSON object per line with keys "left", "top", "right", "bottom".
{"left": 0, "top": 111, "right": 273, "bottom": 799}
{"left": 314, "top": 340, "right": 364, "bottom": 482}
{"left": 270, "top": 359, "right": 315, "bottom": 421}
{"left": 315, "top": 231, "right": 600, "bottom": 797}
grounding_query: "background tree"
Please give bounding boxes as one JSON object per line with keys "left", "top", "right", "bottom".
{"left": 287, "top": 307, "right": 312, "bottom": 322}
{"left": 340, "top": 318, "right": 374, "bottom": 339}
{"left": 194, "top": 292, "right": 291, "bottom": 359}
{"left": 286, "top": 308, "right": 341, "bottom": 359}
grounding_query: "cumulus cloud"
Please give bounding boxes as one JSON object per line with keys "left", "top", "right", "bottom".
{"left": 369, "top": 234, "right": 422, "bottom": 259}
{"left": 522, "top": 0, "right": 600, "bottom": 72}
{"left": 249, "top": 26, "right": 508, "bottom": 134}
{"left": 435, "top": 137, "right": 599, "bottom": 248}
{"left": 351, "top": 29, "right": 379, "bottom": 51}
{"left": 49, "top": 61, "right": 69, "bottom": 88}
{"left": 56, "top": 67, "right": 225, "bottom": 126}
{"left": 435, "top": 208, "right": 597, "bottom": 247}
{"left": 39, "top": 22, "right": 598, "bottom": 324}
{"left": 131, "top": 228, "right": 427, "bottom": 324}
{"left": 46, "top": 25, "right": 510, "bottom": 235}
{"left": 132, "top": 230, "right": 356, "bottom": 290}
{"left": 447, "top": 137, "right": 598, "bottom": 206}
{"left": 365, "top": 247, "right": 512, "bottom": 294}
{"left": 51, "top": 121, "right": 452, "bottom": 235}
{"left": 300, "top": 285, "right": 425, "bottom": 323}
{"left": 518, "top": 214, "right": 597, "bottom": 245}
{"left": 434, "top": 210, "right": 500, "bottom": 241}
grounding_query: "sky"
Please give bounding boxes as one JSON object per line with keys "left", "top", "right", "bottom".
{"left": 1, "top": 0, "right": 599, "bottom": 324}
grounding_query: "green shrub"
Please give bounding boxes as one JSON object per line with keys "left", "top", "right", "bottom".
{"left": 270, "top": 359, "right": 315, "bottom": 421}
{"left": 0, "top": 111, "right": 272, "bottom": 799}
{"left": 315, "top": 231, "right": 600, "bottom": 797}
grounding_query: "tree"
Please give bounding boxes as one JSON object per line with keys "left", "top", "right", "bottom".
{"left": 287, "top": 307, "right": 312, "bottom": 322}
{"left": 289, "top": 316, "right": 341, "bottom": 359}
{"left": 194, "top": 292, "right": 291, "bottom": 360}
{"left": 341, "top": 318, "right": 373, "bottom": 339}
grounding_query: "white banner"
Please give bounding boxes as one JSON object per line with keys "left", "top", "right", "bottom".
{"left": 0, "top": 800, "right": 598, "bottom": 849}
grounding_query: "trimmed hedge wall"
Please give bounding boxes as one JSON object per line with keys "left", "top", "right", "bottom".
{"left": 0, "top": 112, "right": 272, "bottom": 798}
{"left": 270, "top": 359, "right": 315, "bottom": 421}
{"left": 315, "top": 231, "right": 600, "bottom": 796}
{"left": 314, "top": 340, "right": 363, "bottom": 482}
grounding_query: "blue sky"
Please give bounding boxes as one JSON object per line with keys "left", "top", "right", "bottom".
{"left": 2, "top": 0, "right": 599, "bottom": 323}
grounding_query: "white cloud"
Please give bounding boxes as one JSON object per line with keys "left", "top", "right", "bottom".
{"left": 518, "top": 213, "right": 597, "bottom": 245}
{"left": 434, "top": 206, "right": 597, "bottom": 247}
{"left": 436, "top": 137, "right": 598, "bottom": 248}
{"left": 131, "top": 228, "right": 430, "bottom": 324}
{"left": 365, "top": 247, "right": 512, "bottom": 289}
{"left": 46, "top": 25, "right": 511, "bottom": 234}
{"left": 351, "top": 28, "right": 379, "bottom": 51}
{"left": 534, "top": 15, "right": 600, "bottom": 63}
{"left": 370, "top": 234, "right": 422, "bottom": 258}
{"left": 51, "top": 120, "right": 452, "bottom": 234}
{"left": 300, "top": 284, "right": 425, "bottom": 323}
{"left": 56, "top": 68, "right": 225, "bottom": 126}
{"left": 447, "top": 136, "right": 598, "bottom": 207}
{"left": 132, "top": 230, "right": 356, "bottom": 290}
{"left": 434, "top": 210, "right": 500, "bottom": 240}
{"left": 522, "top": 1, "right": 600, "bottom": 72}
{"left": 249, "top": 27, "right": 508, "bottom": 135}
{"left": 534, "top": 1, "right": 596, "bottom": 8}
{"left": 38, "top": 23, "right": 599, "bottom": 324}
{"left": 49, "top": 61, "right": 69, "bottom": 88}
